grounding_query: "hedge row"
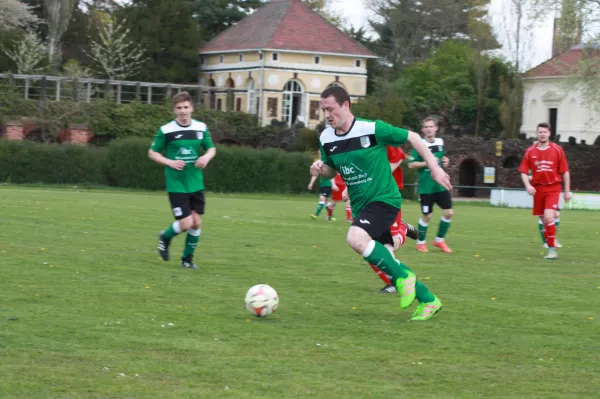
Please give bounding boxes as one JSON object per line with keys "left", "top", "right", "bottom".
{"left": 0, "top": 138, "right": 313, "bottom": 193}
{"left": 0, "top": 138, "right": 418, "bottom": 198}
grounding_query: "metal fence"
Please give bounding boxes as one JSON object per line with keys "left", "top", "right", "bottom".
{"left": 0, "top": 73, "right": 227, "bottom": 105}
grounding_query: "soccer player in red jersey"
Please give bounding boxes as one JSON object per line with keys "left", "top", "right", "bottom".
{"left": 331, "top": 172, "right": 353, "bottom": 222}
{"left": 518, "top": 122, "right": 572, "bottom": 259}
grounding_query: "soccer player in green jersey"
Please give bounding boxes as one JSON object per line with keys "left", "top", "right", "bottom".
{"left": 148, "top": 92, "right": 216, "bottom": 269}
{"left": 308, "top": 175, "right": 335, "bottom": 221}
{"left": 310, "top": 85, "right": 452, "bottom": 320}
{"left": 408, "top": 117, "right": 454, "bottom": 253}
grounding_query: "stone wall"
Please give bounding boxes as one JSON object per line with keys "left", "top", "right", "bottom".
{"left": 415, "top": 135, "right": 600, "bottom": 196}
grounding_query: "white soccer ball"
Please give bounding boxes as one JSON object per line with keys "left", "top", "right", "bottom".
{"left": 245, "top": 284, "right": 279, "bottom": 317}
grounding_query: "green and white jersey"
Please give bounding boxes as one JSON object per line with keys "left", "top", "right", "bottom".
{"left": 319, "top": 176, "right": 332, "bottom": 188}
{"left": 150, "top": 119, "right": 215, "bottom": 193}
{"left": 408, "top": 137, "right": 446, "bottom": 194}
{"left": 319, "top": 118, "right": 408, "bottom": 216}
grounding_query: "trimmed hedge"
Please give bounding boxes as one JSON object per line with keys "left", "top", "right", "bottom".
{"left": 0, "top": 140, "right": 109, "bottom": 185}
{"left": 0, "top": 138, "right": 313, "bottom": 193}
{"left": 0, "top": 138, "right": 418, "bottom": 198}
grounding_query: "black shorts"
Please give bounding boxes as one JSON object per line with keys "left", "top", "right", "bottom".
{"left": 319, "top": 186, "right": 332, "bottom": 197}
{"left": 351, "top": 201, "right": 399, "bottom": 246}
{"left": 168, "top": 190, "right": 205, "bottom": 220}
{"left": 420, "top": 191, "right": 452, "bottom": 214}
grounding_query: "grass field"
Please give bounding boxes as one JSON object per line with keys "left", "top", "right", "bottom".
{"left": 0, "top": 186, "right": 598, "bottom": 399}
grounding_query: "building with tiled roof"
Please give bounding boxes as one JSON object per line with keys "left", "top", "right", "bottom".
{"left": 521, "top": 44, "right": 600, "bottom": 143}
{"left": 198, "top": 0, "right": 376, "bottom": 128}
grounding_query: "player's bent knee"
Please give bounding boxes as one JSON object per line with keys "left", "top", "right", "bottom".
{"left": 346, "top": 226, "right": 371, "bottom": 254}
{"left": 422, "top": 214, "right": 433, "bottom": 223}
{"left": 443, "top": 209, "right": 454, "bottom": 219}
{"left": 178, "top": 216, "right": 194, "bottom": 232}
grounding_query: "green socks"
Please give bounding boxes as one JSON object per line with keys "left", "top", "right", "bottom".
{"left": 363, "top": 240, "right": 413, "bottom": 280}
{"left": 182, "top": 228, "right": 200, "bottom": 259}
{"left": 315, "top": 201, "right": 325, "bottom": 216}
{"left": 163, "top": 221, "right": 182, "bottom": 240}
{"left": 436, "top": 216, "right": 451, "bottom": 240}
{"left": 417, "top": 218, "right": 428, "bottom": 242}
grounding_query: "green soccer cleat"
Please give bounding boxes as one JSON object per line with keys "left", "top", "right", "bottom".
{"left": 410, "top": 296, "right": 442, "bottom": 321}
{"left": 396, "top": 271, "right": 417, "bottom": 309}
{"left": 310, "top": 214, "right": 317, "bottom": 220}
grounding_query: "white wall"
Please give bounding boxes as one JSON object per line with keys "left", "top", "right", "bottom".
{"left": 490, "top": 189, "right": 600, "bottom": 210}
{"left": 521, "top": 77, "right": 600, "bottom": 144}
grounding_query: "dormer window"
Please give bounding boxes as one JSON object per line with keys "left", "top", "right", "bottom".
{"left": 239, "top": 54, "right": 244, "bottom": 62}
{"left": 272, "top": 53, "right": 279, "bottom": 61}
{"left": 355, "top": 59, "right": 361, "bottom": 67}
{"left": 314, "top": 56, "right": 321, "bottom": 64}
{"left": 220, "top": 55, "right": 224, "bottom": 63}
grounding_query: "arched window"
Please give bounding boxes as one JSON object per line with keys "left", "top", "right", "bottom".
{"left": 247, "top": 78, "right": 257, "bottom": 114}
{"left": 282, "top": 80, "right": 304, "bottom": 126}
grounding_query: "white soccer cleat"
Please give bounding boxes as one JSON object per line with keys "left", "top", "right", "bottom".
{"left": 544, "top": 248, "right": 558, "bottom": 260}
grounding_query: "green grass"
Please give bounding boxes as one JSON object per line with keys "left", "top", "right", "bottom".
{"left": 0, "top": 186, "right": 598, "bottom": 399}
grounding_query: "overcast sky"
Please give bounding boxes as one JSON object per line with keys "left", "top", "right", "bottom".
{"left": 333, "top": 0, "right": 557, "bottom": 71}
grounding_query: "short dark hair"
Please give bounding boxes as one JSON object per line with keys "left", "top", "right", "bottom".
{"left": 422, "top": 117, "right": 438, "bottom": 126}
{"left": 320, "top": 85, "right": 351, "bottom": 107}
{"left": 537, "top": 122, "right": 552, "bottom": 131}
{"left": 172, "top": 91, "right": 193, "bottom": 107}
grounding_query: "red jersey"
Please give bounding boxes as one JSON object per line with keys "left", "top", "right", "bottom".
{"left": 387, "top": 146, "right": 407, "bottom": 190}
{"left": 518, "top": 143, "right": 568, "bottom": 191}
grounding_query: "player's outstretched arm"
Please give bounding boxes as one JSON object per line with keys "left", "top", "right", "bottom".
{"left": 195, "top": 147, "right": 216, "bottom": 168}
{"left": 407, "top": 132, "right": 451, "bottom": 190}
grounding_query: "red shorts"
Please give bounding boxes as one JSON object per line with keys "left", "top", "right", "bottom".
{"left": 332, "top": 184, "right": 346, "bottom": 202}
{"left": 533, "top": 190, "right": 560, "bottom": 216}
{"left": 390, "top": 209, "right": 403, "bottom": 236}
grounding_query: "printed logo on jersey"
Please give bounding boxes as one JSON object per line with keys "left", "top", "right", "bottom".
{"left": 340, "top": 162, "right": 372, "bottom": 187}
{"left": 175, "top": 147, "right": 198, "bottom": 163}
{"left": 196, "top": 131, "right": 204, "bottom": 140}
{"left": 322, "top": 134, "right": 377, "bottom": 155}
{"left": 360, "top": 136, "right": 371, "bottom": 148}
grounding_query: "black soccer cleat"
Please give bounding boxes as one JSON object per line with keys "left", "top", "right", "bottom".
{"left": 377, "top": 284, "right": 397, "bottom": 294}
{"left": 181, "top": 256, "right": 198, "bottom": 270}
{"left": 157, "top": 231, "right": 171, "bottom": 261}
{"left": 403, "top": 220, "right": 418, "bottom": 240}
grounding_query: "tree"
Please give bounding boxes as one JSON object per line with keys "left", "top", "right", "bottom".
{"left": 121, "top": 0, "right": 203, "bottom": 83}
{"left": 86, "top": 16, "right": 147, "bottom": 80}
{"left": 0, "top": 0, "right": 39, "bottom": 32}
{"left": 43, "top": 0, "right": 77, "bottom": 69}
{"left": 367, "top": 0, "right": 499, "bottom": 73}
{"left": 302, "top": 0, "right": 346, "bottom": 27}
{"left": 1, "top": 29, "right": 47, "bottom": 73}
{"left": 190, "top": 0, "right": 263, "bottom": 41}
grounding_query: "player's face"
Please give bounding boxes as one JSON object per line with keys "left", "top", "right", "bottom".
{"left": 320, "top": 95, "right": 350, "bottom": 129}
{"left": 174, "top": 101, "right": 193, "bottom": 123}
{"left": 422, "top": 120, "right": 438, "bottom": 138}
{"left": 536, "top": 127, "right": 551, "bottom": 143}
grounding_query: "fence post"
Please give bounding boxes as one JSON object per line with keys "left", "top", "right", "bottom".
{"left": 72, "top": 78, "right": 78, "bottom": 101}
{"left": 117, "top": 84, "right": 122, "bottom": 103}
{"left": 147, "top": 85, "right": 152, "bottom": 104}
{"left": 56, "top": 79, "right": 61, "bottom": 101}
{"left": 86, "top": 81, "right": 92, "bottom": 103}
{"left": 165, "top": 84, "right": 172, "bottom": 103}
{"left": 135, "top": 82, "right": 141, "bottom": 101}
{"left": 104, "top": 79, "right": 111, "bottom": 98}
{"left": 7, "top": 73, "right": 14, "bottom": 86}
{"left": 24, "top": 78, "right": 29, "bottom": 99}
{"left": 40, "top": 76, "right": 47, "bottom": 103}
{"left": 196, "top": 85, "right": 203, "bottom": 108}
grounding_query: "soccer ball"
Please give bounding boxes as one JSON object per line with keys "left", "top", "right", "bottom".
{"left": 245, "top": 284, "right": 279, "bottom": 317}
